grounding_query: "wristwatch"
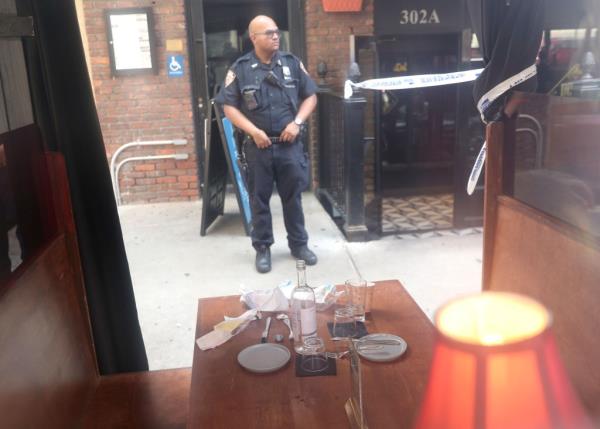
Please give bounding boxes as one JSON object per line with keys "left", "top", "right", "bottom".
{"left": 293, "top": 117, "right": 304, "bottom": 126}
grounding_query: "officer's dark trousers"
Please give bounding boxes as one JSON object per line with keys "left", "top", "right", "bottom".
{"left": 244, "top": 140, "right": 309, "bottom": 251}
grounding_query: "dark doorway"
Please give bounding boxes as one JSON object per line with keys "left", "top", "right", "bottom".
{"left": 373, "top": 34, "right": 462, "bottom": 234}
{"left": 186, "top": 0, "right": 305, "bottom": 189}
{"left": 202, "top": 1, "right": 289, "bottom": 99}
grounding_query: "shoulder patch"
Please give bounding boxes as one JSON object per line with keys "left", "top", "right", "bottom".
{"left": 225, "top": 69, "right": 236, "bottom": 87}
{"left": 299, "top": 61, "right": 309, "bottom": 75}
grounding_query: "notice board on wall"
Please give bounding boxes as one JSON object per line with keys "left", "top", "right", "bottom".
{"left": 105, "top": 7, "right": 158, "bottom": 76}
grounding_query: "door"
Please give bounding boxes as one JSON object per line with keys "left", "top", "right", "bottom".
{"left": 377, "top": 34, "right": 459, "bottom": 197}
{"left": 375, "top": 34, "right": 459, "bottom": 234}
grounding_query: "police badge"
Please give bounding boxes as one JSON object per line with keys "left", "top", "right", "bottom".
{"left": 225, "top": 70, "right": 236, "bottom": 87}
{"left": 282, "top": 66, "right": 292, "bottom": 80}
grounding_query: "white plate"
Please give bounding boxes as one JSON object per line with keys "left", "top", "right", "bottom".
{"left": 237, "top": 343, "right": 291, "bottom": 373}
{"left": 356, "top": 333, "right": 407, "bottom": 363}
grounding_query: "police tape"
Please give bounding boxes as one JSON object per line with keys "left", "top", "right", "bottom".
{"left": 466, "top": 63, "right": 538, "bottom": 195}
{"left": 476, "top": 64, "right": 537, "bottom": 119}
{"left": 343, "top": 63, "right": 538, "bottom": 196}
{"left": 467, "top": 142, "right": 487, "bottom": 196}
{"left": 343, "top": 68, "right": 483, "bottom": 99}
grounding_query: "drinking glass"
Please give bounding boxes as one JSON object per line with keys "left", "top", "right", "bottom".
{"left": 345, "top": 278, "right": 368, "bottom": 322}
{"left": 365, "top": 281, "right": 375, "bottom": 317}
{"left": 333, "top": 281, "right": 349, "bottom": 312}
{"left": 300, "top": 336, "right": 329, "bottom": 372}
{"left": 333, "top": 306, "right": 357, "bottom": 339}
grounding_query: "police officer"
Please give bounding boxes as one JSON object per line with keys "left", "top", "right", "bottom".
{"left": 216, "top": 15, "right": 318, "bottom": 273}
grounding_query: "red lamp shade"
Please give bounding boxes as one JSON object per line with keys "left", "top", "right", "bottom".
{"left": 413, "top": 292, "right": 593, "bottom": 429}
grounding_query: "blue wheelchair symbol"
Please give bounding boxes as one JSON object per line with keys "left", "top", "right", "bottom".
{"left": 168, "top": 55, "right": 184, "bottom": 77}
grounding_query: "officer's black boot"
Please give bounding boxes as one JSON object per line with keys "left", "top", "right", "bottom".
{"left": 255, "top": 246, "right": 271, "bottom": 273}
{"left": 291, "top": 245, "right": 317, "bottom": 266}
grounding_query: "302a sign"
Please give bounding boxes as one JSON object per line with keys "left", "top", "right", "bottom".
{"left": 400, "top": 9, "right": 441, "bottom": 25}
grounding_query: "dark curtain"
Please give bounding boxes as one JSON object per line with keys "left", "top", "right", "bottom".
{"left": 21, "top": 0, "right": 148, "bottom": 373}
{"left": 466, "top": 0, "right": 546, "bottom": 122}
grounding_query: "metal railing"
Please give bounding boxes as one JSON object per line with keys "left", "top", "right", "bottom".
{"left": 518, "top": 114, "right": 544, "bottom": 169}
{"left": 318, "top": 92, "right": 346, "bottom": 214}
{"left": 109, "top": 139, "right": 188, "bottom": 205}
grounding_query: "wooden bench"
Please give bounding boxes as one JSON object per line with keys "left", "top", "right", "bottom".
{"left": 483, "top": 111, "right": 600, "bottom": 422}
{"left": 0, "top": 147, "right": 191, "bottom": 428}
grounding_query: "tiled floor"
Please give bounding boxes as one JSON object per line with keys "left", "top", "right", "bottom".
{"left": 382, "top": 193, "right": 483, "bottom": 238}
{"left": 394, "top": 226, "right": 483, "bottom": 240}
{"left": 382, "top": 193, "right": 454, "bottom": 233}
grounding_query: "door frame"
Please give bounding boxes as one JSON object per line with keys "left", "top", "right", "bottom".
{"left": 185, "top": 0, "right": 209, "bottom": 194}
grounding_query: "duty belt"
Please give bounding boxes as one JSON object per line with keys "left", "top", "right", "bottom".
{"left": 244, "top": 134, "right": 287, "bottom": 144}
{"left": 267, "top": 136, "right": 284, "bottom": 144}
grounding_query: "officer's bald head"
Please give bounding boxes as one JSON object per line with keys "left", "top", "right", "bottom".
{"left": 249, "top": 15, "right": 280, "bottom": 58}
{"left": 249, "top": 15, "right": 276, "bottom": 35}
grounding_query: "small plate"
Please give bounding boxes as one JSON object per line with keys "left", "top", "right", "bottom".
{"left": 237, "top": 343, "right": 291, "bottom": 373}
{"left": 356, "top": 333, "right": 407, "bottom": 363}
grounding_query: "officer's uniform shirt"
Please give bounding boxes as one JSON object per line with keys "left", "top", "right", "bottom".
{"left": 216, "top": 50, "right": 317, "bottom": 136}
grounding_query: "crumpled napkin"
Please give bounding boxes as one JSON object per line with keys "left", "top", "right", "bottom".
{"left": 196, "top": 282, "right": 339, "bottom": 351}
{"left": 241, "top": 280, "right": 338, "bottom": 312}
{"left": 195, "top": 308, "right": 258, "bottom": 350}
{"left": 240, "top": 284, "right": 289, "bottom": 312}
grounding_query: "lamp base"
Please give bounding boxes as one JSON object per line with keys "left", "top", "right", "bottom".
{"left": 345, "top": 398, "right": 368, "bottom": 429}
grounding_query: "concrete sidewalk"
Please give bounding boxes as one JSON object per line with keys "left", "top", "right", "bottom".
{"left": 118, "top": 192, "right": 483, "bottom": 370}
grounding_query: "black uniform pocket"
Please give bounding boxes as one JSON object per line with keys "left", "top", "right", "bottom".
{"left": 242, "top": 85, "right": 261, "bottom": 111}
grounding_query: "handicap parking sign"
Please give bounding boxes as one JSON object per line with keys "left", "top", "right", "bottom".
{"left": 168, "top": 55, "right": 184, "bottom": 77}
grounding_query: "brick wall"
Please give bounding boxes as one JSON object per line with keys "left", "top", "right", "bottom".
{"left": 82, "top": 0, "right": 377, "bottom": 208}
{"left": 305, "top": 0, "right": 374, "bottom": 91}
{"left": 82, "top": 0, "right": 197, "bottom": 204}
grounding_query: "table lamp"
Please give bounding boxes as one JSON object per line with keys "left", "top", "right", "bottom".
{"left": 413, "top": 292, "right": 593, "bottom": 429}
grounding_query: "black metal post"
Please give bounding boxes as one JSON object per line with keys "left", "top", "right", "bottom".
{"left": 316, "top": 61, "right": 331, "bottom": 191}
{"left": 343, "top": 63, "right": 368, "bottom": 241}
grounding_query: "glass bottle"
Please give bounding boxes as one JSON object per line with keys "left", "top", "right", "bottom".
{"left": 290, "top": 260, "right": 317, "bottom": 354}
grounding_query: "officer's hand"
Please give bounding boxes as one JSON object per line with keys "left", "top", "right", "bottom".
{"left": 280, "top": 122, "right": 300, "bottom": 143}
{"left": 251, "top": 129, "right": 271, "bottom": 149}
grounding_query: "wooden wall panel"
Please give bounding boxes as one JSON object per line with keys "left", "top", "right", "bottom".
{"left": 1, "top": 126, "right": 49, "bottom": 261}
{"left": 0, "top": 0, "right": 16, "bottom": 13}
{"left": 0, "top": 71, "right": 7, "bottom": 134}
{"left": 0, "top": 235, "right": 98, "bottom": 428}
{"left": 488, "top": 196, "right": 600, "bottom": 419}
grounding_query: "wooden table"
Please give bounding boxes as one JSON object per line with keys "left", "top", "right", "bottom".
{"left": 188, "top": 280, "right": 435, "bottom": 428}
